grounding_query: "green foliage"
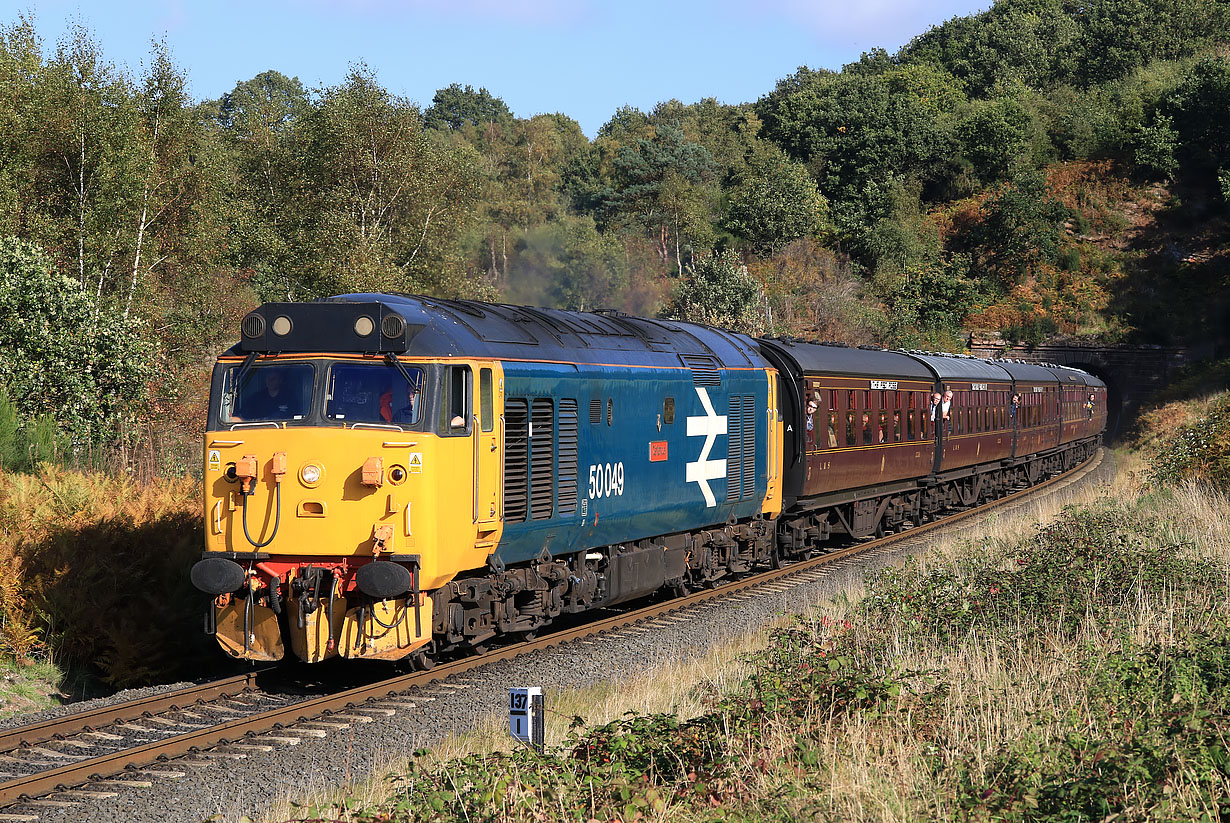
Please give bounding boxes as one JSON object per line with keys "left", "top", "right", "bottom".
{"left": 879, "top": 259, "right": 977, "bottom": 350}
{"left": 725, "top": 146, "right": 827, "bottom": 254}
{"left": 949, "top": 631, "right": 1230, "bottom": 821}
{"left": 757, "top": 67, "right": 960, "bottom": 226}
{"left": 901, "top": 0, "right": 1227, "bottom": 95}
{"left": 1144, "top": 391, "right": 1230, "bottom": 489}
{"left": 967, "top": 171, "right": 1070, "bottom": 290}
{"left": 603, "top": 125, "right": 719, "bottom": 274}
{"left": 0, "top": 237, "right": 152, "bottom": 443}
{"left": 503, "top": 215, "right": 626, "bottom": 311}
{"left": 1168, "top": 56, "right": 1230, "bottom": 180}
{"left": 661, "top": 250, "right": 764, "bottom": 333}
{"left": 0, "top": 391, "right": 68, "bottom": 473}
{"left": 423, "top": 83, "right": 512, "bottom": 131}
{"left": 956, "top": 95, "right": 1033, "bottom": 183}
{"left": 860, "top": 499, "right": 1212, "bottom": 643}
{"left": 1133, "top": 113, "right": 1179, "bottom": 178}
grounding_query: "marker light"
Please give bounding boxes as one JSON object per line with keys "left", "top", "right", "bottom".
{"left": 300, "top": 463, "right": 323, "bottom": 486}
{"left": 354, "top": 316, "right": 374, "bottom": 337}
{"left": 272, "top": 315, "right": 292, "bottom": 336}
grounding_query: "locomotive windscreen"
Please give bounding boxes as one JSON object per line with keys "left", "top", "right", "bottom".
{"left": 219, "top": 362, "right": 315, "bottom": 423}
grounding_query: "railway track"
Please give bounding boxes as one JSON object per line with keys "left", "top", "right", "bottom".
{"left": 0, "top": 449, "right": 1105, "bottom": 818}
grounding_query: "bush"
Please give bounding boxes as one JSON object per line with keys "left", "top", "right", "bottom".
{"left": 949, "top": 631, "right": 1230, "bottom": 821}
{"left": 0, "top": 390, "right": 69, "bottom": 473}
{"left": 859, "top": 498, "right": 1214, "bottom": 642}
{"left": 1142, "top": 391, "right": 1230, "bottom": 489}
{"left": 0, "top": 237, "right": 153, "bottom": 446}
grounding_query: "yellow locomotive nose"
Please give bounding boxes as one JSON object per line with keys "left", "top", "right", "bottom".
{"left": 198, "top": 416, "right": 476, "bottom": 663}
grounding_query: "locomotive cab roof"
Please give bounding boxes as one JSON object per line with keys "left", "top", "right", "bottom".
{"left": 228, "top": 293, "right": 763, "bottom": 371}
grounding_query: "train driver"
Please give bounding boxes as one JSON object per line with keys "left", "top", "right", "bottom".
{"left": 394, "top": 381, "right": 420, "bottom": 424}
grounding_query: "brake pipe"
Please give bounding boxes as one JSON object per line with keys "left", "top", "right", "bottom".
{"left": 241, "top": 482, "right": 282, "bottom": 549}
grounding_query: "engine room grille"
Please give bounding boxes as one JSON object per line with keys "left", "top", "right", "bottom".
{"left": 503, "top": 399, "right": 529, "bottom": 522}
{"left": 680, "top": 354, "right": 721, "bottom": 386}
{"left": 530, "top": 398, "right": 555, "bottom": 520}
{"left": 741, "top": 395, "right": 755, "bottom": 499}
{"left": 589, "top": 398, "right": 602, "bottom": 424}
{"left": 557, "top": 399, "right": 578, "bottom": 516}
{"left": 726, "top": 395, "right": 756, "bottom": 502}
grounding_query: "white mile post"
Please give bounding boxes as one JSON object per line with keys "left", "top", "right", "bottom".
{"left": 508, "top": 686, "right": 545, "bottom": 752}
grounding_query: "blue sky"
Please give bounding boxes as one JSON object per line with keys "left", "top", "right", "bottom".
{"left": 9, "top": 0, "right": 991, "bottom": 136}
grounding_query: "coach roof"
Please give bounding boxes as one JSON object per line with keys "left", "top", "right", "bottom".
{"left": 906, "top": 352, "right": 1013, "bottom": 383}
{"left": 759, "top": 338, "right": 933, "bottom": 380}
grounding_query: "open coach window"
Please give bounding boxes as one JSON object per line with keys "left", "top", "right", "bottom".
{"left": 325, "top": 362, "right": 425, "bottom": 426}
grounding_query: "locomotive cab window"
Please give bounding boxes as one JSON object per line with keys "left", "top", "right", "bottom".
{"left": 479, "top": 368, "right": 494, "bottom": 432}
{"left": 439, "top": 365, "right": 472, "bottom": 435}
{"left": 325, "top": 361, "right": 425, "bottom": 427}
{"left": 220, "top": 362, "right": 315, "bottom": 425}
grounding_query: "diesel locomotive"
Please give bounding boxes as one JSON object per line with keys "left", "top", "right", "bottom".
{"left": 190, "top": 294, "right": 1106, "bottom": 665}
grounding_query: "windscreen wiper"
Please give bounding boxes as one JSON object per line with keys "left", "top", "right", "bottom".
{"left": 384, "top": 353, "right": 421, "bottom": 392}
{"left": 235, "top": 351, "right": 260, "bottom": 390}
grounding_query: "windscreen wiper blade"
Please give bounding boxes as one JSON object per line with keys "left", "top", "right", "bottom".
{"left": 384, "top": 353, "right": 420, "bottom": 392}
{"left": 235, "top": 351, "right": 259, "bottom": 390}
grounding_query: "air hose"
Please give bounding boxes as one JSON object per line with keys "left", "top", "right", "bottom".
{"left": 241, "top": 482, "right": 281, "bottom": 549}
{"left": 326, "top": 577, "right": 337, "bottom": 653}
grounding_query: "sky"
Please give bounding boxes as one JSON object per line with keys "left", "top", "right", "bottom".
{"left": 7, "top": 0, "right": 992, "bottom": 137}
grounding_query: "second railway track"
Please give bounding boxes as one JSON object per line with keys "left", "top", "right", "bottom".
{"left": 0, "top": 448, "right": 1108, "bottom": 821}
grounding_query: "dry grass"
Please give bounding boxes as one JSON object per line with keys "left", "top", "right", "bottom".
{"left": 267, "top": 452, "right": 1156, "bottom": 823}
{"left": 266, "top": 632, "right": 771, "bottom": 821}
{"left": 0, "top": 466, "right": 209, "bottom": 687}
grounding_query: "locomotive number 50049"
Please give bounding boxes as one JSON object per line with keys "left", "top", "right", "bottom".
{"left": 588, "top": 462, "right": 625, "bottom": 499}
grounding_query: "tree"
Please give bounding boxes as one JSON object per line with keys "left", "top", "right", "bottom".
{"left": 967, "top": 171, "right": 1069, "bottom": 290}
{"left": 756, "top": 66, "right": 961, "bottom": 247}
{"left": 955, "top": 96, "right": 1033, "bottom": 184}
{"left": 1168, "top": 56, "right": 1230, "bottom": 180}
{"left": 503, "top": 215, "right": 626, "bottom": 311}
{"left": 296, "top": 65, "right": 486, "bottom": 297}
{"left": 210, "top": 70, "right": 310, "bottom": 300}
{"left": 660, "top": 249, "right": 763, "bottom": 333}
{"left": 1133, "top": 113, "right": 1178, "bottom": 179}
{"left": 424, "top": 83, "right": 512, "bottom": 131}
{"left": 725, "top": 147, "right": 827, "bottom": 255}
{"left": 605, "top": 125, "right": 719, "bottom": 275}
{"left": 0, "top": 237, "right": 151, "bottom": 443}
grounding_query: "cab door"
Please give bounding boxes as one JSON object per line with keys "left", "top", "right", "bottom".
{"left": 473, "top": 363, "right": 503, "bottom": 536}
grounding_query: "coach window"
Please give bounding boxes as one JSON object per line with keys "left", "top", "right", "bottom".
{"left": 820, "top": 390, "right": 834, "bottom": 448}
{"left": 440, "top": 365, "right": 472, "bottom": 435}
{"left": 479, "top": 368, "right": 494, "bottom": 432}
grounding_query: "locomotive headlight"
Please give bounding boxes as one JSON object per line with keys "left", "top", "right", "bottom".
{"left": 300, "top": 463, "right": 323, "bottom": 487}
